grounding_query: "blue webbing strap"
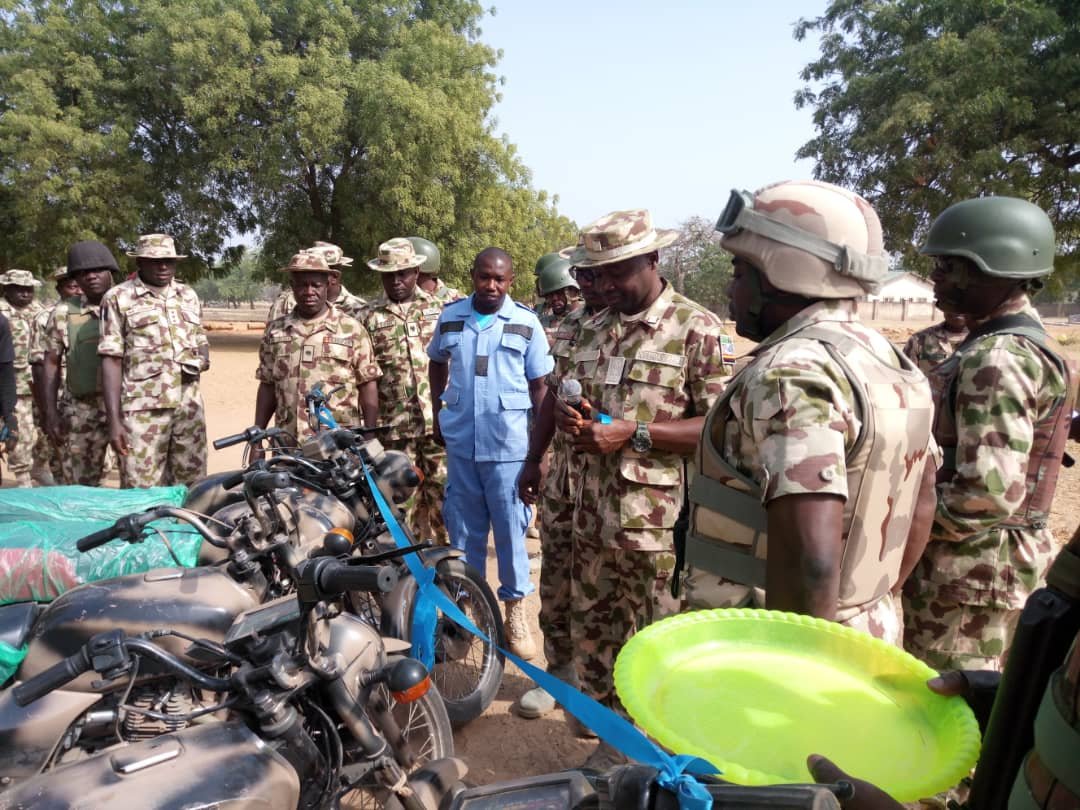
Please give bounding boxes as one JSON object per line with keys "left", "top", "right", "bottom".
{"left": 359, "top": 458, "right": 718, "bottom": 809}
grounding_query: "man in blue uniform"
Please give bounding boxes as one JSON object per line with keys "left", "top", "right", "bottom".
{"left": 427, "top": 247, "right": 553, "bottom": 659}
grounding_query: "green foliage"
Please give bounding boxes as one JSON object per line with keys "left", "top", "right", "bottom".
{"left": 794, "top": 0, "right": 1080, "bottom": 298}
{"left": 193, "top": 252, "right": 274, "bottom": 305}
{"left": 659, "top": 216, "right": 733, "bottom": 315}
{"left": 0, "top": 0, "right": 576, "bottom": 286}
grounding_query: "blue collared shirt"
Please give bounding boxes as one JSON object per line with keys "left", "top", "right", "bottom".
{"left": 427, "top": 294, "right": 553, "bottom": 462}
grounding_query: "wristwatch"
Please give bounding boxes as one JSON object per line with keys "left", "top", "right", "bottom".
{"left": 630, "top": 421, "right": 652, "bottom": 453}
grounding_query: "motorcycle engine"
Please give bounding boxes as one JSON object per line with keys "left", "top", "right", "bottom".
{"left": 122, "top": 684, "right": 193, "bottom": 740}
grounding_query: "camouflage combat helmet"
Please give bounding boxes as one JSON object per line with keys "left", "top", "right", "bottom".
{"left": 919, "top": 196, "right": 1055, "bottom": 279}
{"left": 534, "top": 253, "right": 578, "bottom": 296}
{"left": 407, "top": 237, "right": 441, "bottom": 276}
{"left": 716, "top": 180, "right": 888, "bottom": 298}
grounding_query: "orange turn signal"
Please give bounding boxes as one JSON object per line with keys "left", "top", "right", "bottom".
{"left": 391, "top": 674, "right": 431, "bottom": 704}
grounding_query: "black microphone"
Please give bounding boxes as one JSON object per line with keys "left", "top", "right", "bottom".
{"left": 559, "top": 378, "right": 587, "bottom": 418}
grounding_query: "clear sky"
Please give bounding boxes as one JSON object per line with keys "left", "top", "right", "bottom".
{"left": 479, "top": 0, "right": 827, "bottom": 230}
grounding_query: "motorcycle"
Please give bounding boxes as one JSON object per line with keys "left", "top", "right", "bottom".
{"left": 2, "top": 553, "right": 464, "bottom": 809}
{"left": 0, "top": 467, "right": 453, "bottom": 797}
{"left": 192, "top": 383, "right": 506, "bottom": 728}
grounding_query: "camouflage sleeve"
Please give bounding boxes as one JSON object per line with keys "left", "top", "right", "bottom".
{"left": 96, "top": 291, "right": 124, "bottom": 357}
{"left": 934, "top": 337, "right": 1062, "bottom": 541}
{"left": 28, "top": 310, "right": 48, "bottom": 364}
{"left": 43, "top": 307, "right": 64, "bottom": 356}
{"left": 685, "top": 315, "right": 733, "bottom": 416}
{"left": 745, "top": 341, "right": 859, "bottom": 503}
{"left": 255, "top": 328, "right": 275, "bottom": 383}
{"left": 351, "top": 326, "right": 382, "bottom": 384}
{"left": 193, "top": 291, "right": 209, "bottom": 352}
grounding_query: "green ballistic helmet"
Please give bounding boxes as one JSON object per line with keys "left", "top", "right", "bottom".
{"left": 536, "top": 255, "right": 578, "bottom": 296}
{"left": 919, "top": 196, "right": 1056, "bottom": 279}
{"left": 407, "top": 236, "right": 441, "bottom": 276}
{"left": 534, "top": 252, "right": 566, "bottom": 277}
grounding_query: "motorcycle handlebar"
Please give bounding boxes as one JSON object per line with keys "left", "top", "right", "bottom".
{"left": 244, "top": 470, "right": 291, "bottom": 497}
{"left": 13, "top": 647, "right": 92, "bottom": 707}
{"left": 75, "top": 525, "right": 122, "bottom": 552}
{"left": 213, "top": 425, "right": 268, "bottom": 451}
{"left": 316, "top": 559, "right": 397, "bottom": 596}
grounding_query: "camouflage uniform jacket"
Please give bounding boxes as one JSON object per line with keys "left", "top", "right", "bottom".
{"left": 43, "top": 296, "right": 102, "bottom": 395}
{"left": 358, "top": 289, "right": 441, "bottom": 441}
{"left": 927, "top": 297, "right": 1075, "bottom": 609}
{"left": 691, "top": 299, "right": 935, "bottom": 618}
{"left": 902, "top": 321, "right": 968, "bottom": 375}
{"left": 554, "top": 281, "right": 732, "bottom": 551}
{"left": 542, "top": 304, "right": 595, "bottom": 501}
{"left": 427, "top": 279, "right": 462, "bottom": 306}
{"left": 256, "top": 304, "right": 381, "bottom": 443}
{"left": 0, "top": 300, "right": 44, "bottom": 396}
{"left": 97, "top": 277, "right": 208, "bottom": 412}
{"left": 268, "top": 287, "right": 366, "bottom": 322}
{"left": 539, "top": 306, "right": 576, "bottom": 347}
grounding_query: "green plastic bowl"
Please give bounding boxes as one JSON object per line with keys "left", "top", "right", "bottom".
{"left": 614, "top": 609, "right": 980, "bottom": 802}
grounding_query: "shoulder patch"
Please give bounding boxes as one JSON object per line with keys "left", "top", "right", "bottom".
{"left": 440, "top": 320, "right": 466, "bottom": 334}
{"left": 503, "top": 323, "right": 533, "bottom": 340}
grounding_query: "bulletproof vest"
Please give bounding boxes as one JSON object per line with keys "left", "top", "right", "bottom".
{"left": 687, "top": 324, "right": 934, "bottom": 619}
{"left": 65, "top": 300, "right": 103, "bottom": 397}
{"left": 1009, "top": 631, "right": 1080, "bottom": 810}
{"left": 931, "top": 314, "right": 1077, "bottom": 531}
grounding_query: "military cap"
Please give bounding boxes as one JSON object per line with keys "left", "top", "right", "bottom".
{"left": 304, "top": 241, "right": 353, "bottom": 269}
{"left": 127, "top": 233, "right": 187, "bottom": 259}
{"left": 566, "top": 209, "right": 678, "bottom": 268}
{"left": 281, "top": 252, "right": 333, "bottom": 274}
{"left": 366, "top": 238, "right": 428, "bottom": 273}
{"left": 0, "top": 269, "right": 42, "bottom": 288}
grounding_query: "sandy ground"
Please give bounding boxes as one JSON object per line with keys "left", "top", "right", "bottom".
{"left": 3, "top": 318, "right": 1079, "bottom": 785}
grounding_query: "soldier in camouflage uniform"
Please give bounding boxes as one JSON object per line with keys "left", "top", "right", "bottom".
{"left": 411, "top": 237, "right": 462, "bottom": 305}
{"left": 30, "top": 266, "right": 81, "bottom": 484}
{"left": 0, "top": 270, "right": 46, "bottom": 486}
{"left": 685, "top": 181, "right": 937, "bottom": 647}
{"left": 360, "top": 238, "right": 447, "bottom": 544}
{"left": 518, "top": 209, "right": 732, "bottom": 764}
{"left": 255, "top": 253, "right": 381, "bottom": 446}
{"left": 0, "top": 315, "right": 16, "bottom": 463}
{"left": 903, "top": 197, "right": 1077, "bottom": 672}
{"left": 902, "top": 313, "right": 969, "bottom": 375}
{"left": 99, "top": 234, "right": 209, "bottom": 488}
{"left": 516, "top": 255, "right": 607, "bottom": 721}
{"left": 42, "top": 242, "right": 117, "bottom": 486}
{"left": 268, "top": 242, "right": 366, "bottom": 321}
{"left": 534, "top": 253, "right": 580, "bottom": 346}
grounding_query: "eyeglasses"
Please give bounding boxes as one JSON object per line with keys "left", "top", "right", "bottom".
{"left": 570, "top": 267, "right": 595, "bottom": 284}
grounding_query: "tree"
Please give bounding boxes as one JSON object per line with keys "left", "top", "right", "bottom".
{"left": 659, "top": 216, "right": 733, "bottom": 315}
{"left": 794, "top": 0, "right": 1080, "bottom": 296}
{"left": 0, "top": 1, "right": 576, "bottom": 291}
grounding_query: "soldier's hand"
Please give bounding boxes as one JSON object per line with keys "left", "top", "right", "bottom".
{"left": 806, "top": 755, "right": 903, "bottom": 810}
{"left": 518, "top": 459, "right": 543, "bottom": 505}
{"left": 553, "top": 395, "right": 587, "bottom": 436}
{"left": 571, "top": 419, "right": 635, "bottom": 455}
{"left": 109, "top": 423, "right": 130, "bottom": 456}
{"left": 2, "top": 432, "right": 15, "bottom": 456}
{"left": 43, "top": 413, "right": 67, "bottom": 445}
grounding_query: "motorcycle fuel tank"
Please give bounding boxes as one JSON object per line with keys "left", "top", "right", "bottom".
{"left": 0, "top": 721, "right": 300, "bottom": 810}
{"left": 20, "top": 566, "right": 259, "bottom": 689}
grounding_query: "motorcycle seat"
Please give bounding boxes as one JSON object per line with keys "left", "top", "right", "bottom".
{"left": 0, "top": 602, "right": 41, "bottom": 650}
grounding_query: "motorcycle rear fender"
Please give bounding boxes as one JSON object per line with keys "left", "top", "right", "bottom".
{"left": 0, "top": 687, "right": 99, "bottom": 782}
{"left": 380, "top": 549, "right": 462, "bottom": 641}
{"left": 0, "top": 721, "right": 300, "bottom": 810}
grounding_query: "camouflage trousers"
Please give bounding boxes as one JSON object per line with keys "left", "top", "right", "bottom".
{"left": 59, "top": 393, "right": 111, "bottom": 486}
{"left": 119, "top": 384, "right": 207, "bottom": 489}
{"left": 685, "top": 570, "right": 903, "bottom": 645}
{"left": 570, "top": 537, "right": 683, "bottom": 709}
{"left": 382, "top": 435, "right": 448, "bottom": 546}
{"left": 902, "top": 529, "right": 1053, "bottom": 672}
{"left": 6, "top": 395, "right": 38, "bottom": 480}
{"left": 538, "top": 489, "right": 574, "bottom": 670}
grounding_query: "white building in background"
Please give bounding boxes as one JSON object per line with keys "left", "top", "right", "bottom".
{"left": 864, "top": 271, "right": 936, "bottom": 302}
